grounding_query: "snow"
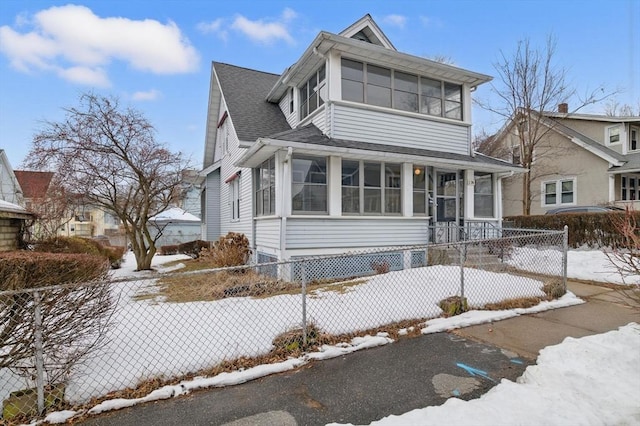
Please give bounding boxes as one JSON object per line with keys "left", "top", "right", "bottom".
{"left": 0, "top": 198, "right": 28, "bottom": 213}
{"left": 509, "top": 247, "right": 640, "bottom": 285}
{"left": 331, "top": 323, "right": 640, "bottom": 426}
{"left": 148, "top": 207, "right": 201, "bottom": 222}
{"left": 4, "top": 248, "right": 639, "bottom": 424}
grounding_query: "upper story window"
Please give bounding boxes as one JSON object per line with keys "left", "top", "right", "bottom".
{"left": 629, "top": 126, "right": 638, "bottom": 152}
{"left": 607, "top": 125, "right": 621, "bottom": 145}
{"left": 299, "top": 65, "right": 326, "bottom": 120}
{"left": 292, "top": 155, "right": 327, "bottom": 213}
{"left": 255, "top": 157, "right": 275, "bottom": 216}
{"left": 341, "top": 58, "right": 463, "bottom": 120}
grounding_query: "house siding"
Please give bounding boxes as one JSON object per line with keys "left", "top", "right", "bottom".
{"left": 331, "top": 104, "right": 469, "bottom": 154}
{"left": 279, "top": 90, "right": 298, "bottom": 129}
{"left": 0, "top": 218, "right": 21, "bottom": 251}
{"left": 255, "top": 218, "right": 281, "bottom": 250}
{"left": 286, "top": 217, "right": 429, "bottom": 249}
{"left": 205, "top": 170, "right": 221, "bottom": 240}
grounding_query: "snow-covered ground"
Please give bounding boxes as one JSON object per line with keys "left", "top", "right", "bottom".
{"left": 5, "top": 249, "right": 639, "bottom": 425}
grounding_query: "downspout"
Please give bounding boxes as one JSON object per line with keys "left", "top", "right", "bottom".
{"left": 280, "top": 147, "right": 293, "bottom": 260}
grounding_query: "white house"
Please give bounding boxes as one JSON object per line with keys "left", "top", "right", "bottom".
{"left": 201, "top": 15, "right": 522, "bottom": 266}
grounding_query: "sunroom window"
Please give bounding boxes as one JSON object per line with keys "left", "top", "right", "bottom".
{"left": 341, "top": 58, "right": 463, "bottom": 120}
{"left": 292, "top": 155, "right": 327, "bottom": 213}
{"left": 255, "top": 157, "right": 275, "bottom": 216}
{"left": 342, "top": 160, "right": 401, "bottom": 215}
{"left": 412, "top": 166, "right": 434, "bottom": 216}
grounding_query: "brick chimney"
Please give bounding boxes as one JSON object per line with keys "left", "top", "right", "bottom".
{"left": 558, "top": 103, "right": 568, "bottom": 113}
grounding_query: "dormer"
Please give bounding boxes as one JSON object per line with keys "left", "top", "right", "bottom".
{"left": 338, "top": 14, "right": 396, "bottom": 50}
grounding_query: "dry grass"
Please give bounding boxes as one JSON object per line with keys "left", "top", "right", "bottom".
{"left": 483, "top": 296, "right": 543, "bottom": 310}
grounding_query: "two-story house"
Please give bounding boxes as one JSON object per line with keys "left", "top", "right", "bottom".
{"left": 489, "top": 104, "right": 640, "bottom": 216}
{"left": 201, "top": 15, "right": 522, "bottom": 266}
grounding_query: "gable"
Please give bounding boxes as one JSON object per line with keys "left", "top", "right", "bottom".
{"left": 14, "top": 170, "right": 54, "bottom": 199}
{"left": 338, "top": 14, "right": 396, "bottom": 50}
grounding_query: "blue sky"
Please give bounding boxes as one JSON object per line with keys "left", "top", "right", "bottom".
{"left": 0, "top": 0, "right": 638, "bottom": 169}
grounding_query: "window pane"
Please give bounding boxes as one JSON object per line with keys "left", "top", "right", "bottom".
{"left": 475, "top": 173, "right": 492, "bottom": 195}
{"left": 474, "top": 195, "right": 494, "bottom": 217}
{"left": 366, "top": 85, "right": 391, "bottom": 107}
{"left": 444, "top": 83, "right": 461, "bottom": 102}
{"left": 444, "top": 101, "right": 462, "bottom": 120}
{"left": 364, "top": 163, "right": 381, "bottom": 187}
{"left": 437, "top": 198, "right": 456, "bottom": 221}
{"left": 421, "top": 78, "right": 441, "bottom": 97}
{"left": 413, "top": 191, "right": 426, "bottom": 214}
{"left": 395, "top": 72, "right": 418, "bottom": 92}
{"left": 341, "top": 59, "right": 363, "bottom": 81}
{"left": 395, "top": 91, "right": 418, "bottom": 112}
{"left": 422, "top": 96, "right": 442, "bottom": 116}
{"left": 309, "top": 92, "right": 318, "bottom": 114}
{"left": 293, "top": 185, "right": 326, "bottom": 212}
{"left": 385, "top": 164, "right": 401, "bottom": 188}
{"left": 293, "top": 156, "right": 326, "bottom": 184}
{"left": 367, "top": 65, "right": 391, "bottom": 87}
{"left": 385, "top": 188, "right": 401, "bottom": 213}
{"left": 342, "top": 187, "right": 360, "bottom": 213}
{"left": 342, "top": 160, "right": 360, "bottom": 186}
{"left": 342, "top": 80, "right": 364, "bottom": 102}
{"left": 364, "top": 188, "right": 381, "bottom": 213}
{"left": 318, "top": 64, "right": 326, "bottom": 82}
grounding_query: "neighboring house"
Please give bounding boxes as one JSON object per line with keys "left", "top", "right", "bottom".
{"left": 178, "top": 169, "right": 204, "bottom": 219}
{"left": 489, "top": 105, "right": 640, "bottom": 216}
{"left": 201, "top": 14, "right": 522, "bottom": 266}
{"left": 0, "top": 149, "right": 24, "bottom": 206}
{"left": 149, "top": 207, "right": 202, "bottom": 247}
{"left": 0, "top": 200, "right": 33, "bottom": 251}
{"left": 14, "top": 170, "right": 123, "bottom": 241}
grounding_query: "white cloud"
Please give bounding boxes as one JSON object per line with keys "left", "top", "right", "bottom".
{"left": 420, "top": 15, "right": 444, "bottom": 29}
{"left": 196, "top": 18, "right": 228, "bottom": 41}
{"left": 383, "top": 14, "right": 407, "bottom": 29}
{"left": 132, "top": 89, "right": 161, "bottom": 101}
{"left": 231, "top": 9, "right": 296, "bottom": 45}
{"left": 57, "top": 66, "right": 110, "bottom": 87}
{"left": 0, "top": 5, "right": 200, "bottom": 86}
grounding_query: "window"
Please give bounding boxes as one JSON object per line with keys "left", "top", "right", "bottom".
{"left": 341, "top": 58, "right": 463, "bottom": 120}
{"left": 289, "top": 88, "right": 294, "bottom": 114}
{"left": 630, "top": 127, "right": 638, "bottom": 152}
{"left": 292, "top": 155, "right": 327, "bottom": 213}
{"left": 255, "top": 157, "right": 275, "bottom": 216}
{"left": 621, "top": 174, "right": 640, "bottom": 201}
{"left": 543, "top": 178, "right": 575, "bottom": 206}
{"left": 412, "top": 166, "right": 434, "bottom": 216}
{"left": 342, "top": 160, "right": 401, "bottom": 215}
{"left": 474, "top": 172, "right": 494, "bottom": 218}
{"left": 229, "top": 177, "right": 240, "bottom": 220}
{"left": 299, "top": 65, "right": 326, "bottom": 119}
{"left": 607, "top": 126, "right": 621, "bottom": 144}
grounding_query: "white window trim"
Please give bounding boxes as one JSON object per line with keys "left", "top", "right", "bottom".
{"left": 629, "top": 126, "right": 639, "bottom": 152}
{"left": 620, "top": 173, "right": 640, "bottom": 202}
{"left": 472, "top": 171, "right": 496, "bottom": 219}
{"left": 541, "top": 177, "right": 577, "bottom": 207}
{"left": 229, "top": 176, "right": 240, "bottom": 222}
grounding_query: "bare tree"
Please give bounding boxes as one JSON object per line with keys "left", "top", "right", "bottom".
{"left": 604, "top": 208, "right": 640, "bottom": 307}
{"left": 25, "top": 93, "right": 189, "bottom": 270}
{"left": 24, "top": 176, "right": 82, "bottom": 241}
{"left": 478, "top": 36, "right": 615, "bottom": 215}
{"left": 604, "top": 99, "right": 640, "bottom": 116}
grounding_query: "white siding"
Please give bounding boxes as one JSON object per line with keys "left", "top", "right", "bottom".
{"left": 332, "top": 104, "right": 469, "bottom": 155}
{"left": 310, "top": 107, "right": 328, "bottom": 133}
{"left": 205, "top": 171, "right": 220, "bottom": 241}
{"left": 286, "top": 217, "right": 429, "bottom": 249}
{"left": 279, "top": 90, "right": 298, "bottom": 129}
{"left": 255, "top": 218, "right": 281, "bottom": 249}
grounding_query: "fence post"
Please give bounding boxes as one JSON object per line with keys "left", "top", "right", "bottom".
{"left": 562, "top": 225, "right": 569, "bottom": 292}
{"left": 33, "top": 290, "right": 45, "bottom": 415}
{"left": 300, "top": 260, "right": 307, "bottom": 348}
{"left": 459, "top": 242, "right": 465, "bottom": 301}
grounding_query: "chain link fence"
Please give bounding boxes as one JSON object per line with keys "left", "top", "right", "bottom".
{"left": 1, "top": 227, "right": 567, "bottom": 423}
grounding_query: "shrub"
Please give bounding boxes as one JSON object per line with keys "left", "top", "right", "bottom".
{"left": 505, "top": 211, "right": 640, "bottom": 248}
{"left": 177, "top": 240, "right": 211, "bottom": 258}
{"left": 0, "top": 251, "right": 110, "bottom": 291}
{"left": 439, "top": 296, "right": 468, "bottom": 317}
{"left": 198, "top": 232, "right": 251, "bottom": 268}
{"left": 33, "top": 236, "right": 123, "bottom": 269}
{"left": 159, "top": 244, "right": 179, "bottom": 255}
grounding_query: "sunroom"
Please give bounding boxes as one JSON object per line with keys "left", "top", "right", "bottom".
{"left": 235, "top": 125, "right": 522, "bottom": 263}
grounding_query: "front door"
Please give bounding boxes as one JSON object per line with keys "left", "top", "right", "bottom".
{"left": 434, "top": 171, "right": 462, "bottom": 243}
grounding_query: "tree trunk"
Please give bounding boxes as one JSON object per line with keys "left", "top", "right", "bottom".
{"left": 522, "top": 171, "right": 532, "bottom": 215}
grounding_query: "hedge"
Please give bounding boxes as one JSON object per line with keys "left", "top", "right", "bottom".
{"left": 33, "top": 236, "right": 125, "bottom": 268}
{"left": 0, "top": 252, "right": 110, "bottom": 291}
{"left": 504, "top": 211, "right": 640, "bottom": 248}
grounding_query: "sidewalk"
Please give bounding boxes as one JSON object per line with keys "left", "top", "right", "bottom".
{"left": 81, "top": 280, "right": 640, "bottom": 426}
{"left": 456, "top": 280, "right": 640, "bottom": 359}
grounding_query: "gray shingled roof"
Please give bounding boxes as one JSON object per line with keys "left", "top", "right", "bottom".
{"left": 269, "top": 125, "right": 520, "bottom": 169}
{"left": 213, "top": 62, "right": 291, "bottom": 142}
{"left": 611, "top": 152, "right": 640, "bottom": 172}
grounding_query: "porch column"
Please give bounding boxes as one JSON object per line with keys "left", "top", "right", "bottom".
{"left": 464, "top": 169, "right": 475, "bottom": 220}
{"left": 402, "top": 163, "right": 413, "bottom": 217}
{"left": 608, "top": 173, "right": 615, "bottom": 203}
{"left": 329, "top": 156, "right": 341, "bottom": 216}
